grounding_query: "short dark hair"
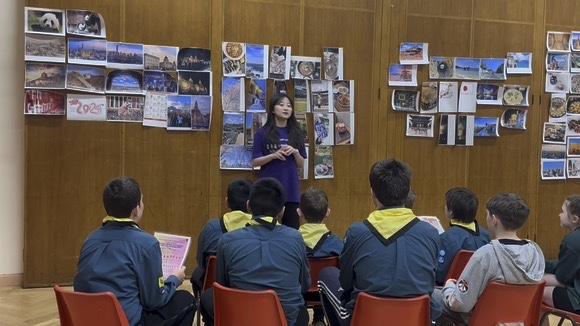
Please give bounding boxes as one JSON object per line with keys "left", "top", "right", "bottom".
{"left": 248, "top": 178, "right": 286, "bottom": 217}
{"left": 369, "top": 159, "right": 412, "bottom": 207}
{"left": 405, "top": 189, "right": 416, "bottom": 209}
{"left": 300, "top": 189, "right": 329, "bottom": 223}
{"left": 446, "top": 187, "right": 479, "bottom": 223}
{"left": 227, "top": 179, "right": 252, "bottom": 212}
{"left": 565, "top": 195, "right": 580, "bottom": 217}
{"left": 103, "top": 177, "right": 141, "bottom": 218}
{"left": 486, "top": 193, "right": 529, "bottom": 231}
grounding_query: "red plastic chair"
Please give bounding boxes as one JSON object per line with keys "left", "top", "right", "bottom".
{"left": 202, "top": 255, "right": 217, "bottom": 291}
{"left": 350, "top": 292, "right": 430, "bottom": 326}
{"left": 469, "top": 282, "right": 545, "bottom": 326}
{"left": 306, "top": 256, "right": 340, "bottom": 308}
{"left": 53, "top": 285, "right": 129, "bottom": 326}
{"left": 212, "top": 282, "right": 288, "bottom": 326}
{"left": 540, "top": 303, "right": 580, "bottom": 325}
{"left": 445, "top": 250, "right": 474, "bottom": 281}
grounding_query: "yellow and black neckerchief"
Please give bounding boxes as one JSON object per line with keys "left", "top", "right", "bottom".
{"left": 246, "top": 216, "right": 278, "bottom": 230}
{"left": 102, "top": 216, "right": 139, "bottom": 228}
{"left": 364, "top": 208, "right": 419, "bottom": 246}
{"left": 449, "top": 220, "right": 479, "bottom": 235}
{"left": 299, "top": 223, "right": 332, "bottom": 254}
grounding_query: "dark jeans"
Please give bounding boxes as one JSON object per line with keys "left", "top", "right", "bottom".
{"left": 200, "top": 288, "right": 309, "bottom": 326}
{"left": 141, "top": 290, "right": 196, "bottom": 326}
{"left": 283, "top": 202, "right": 300, "bottom": 229}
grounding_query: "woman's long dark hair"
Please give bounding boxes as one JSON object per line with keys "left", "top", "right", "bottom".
{"left": 263, "top": 94, "right": 305, "bottom": 151}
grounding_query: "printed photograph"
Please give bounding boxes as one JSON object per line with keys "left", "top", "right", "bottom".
{"left": 244, "top": 112, "right": 267, "bottom": 148}
{"left": 542, "top": 144, "right": 567, "bottom": 159}
{"left": 178, "top": 48, "right": 211, "bottom": 72}
{"left": 480, "top": 58, "right": 506, "bottom": 80}
{"left": 546, "top": 72, "right": 571, "bottom": 93}
{"left": 334, "top": 112, "right": 354, "bottom": 145}
{"left": 323, "top": 47, "right": 343, "bottom": 80}
{"left": 567, "top": 115, "right": 580, "bottom": 136}
{"left": 501, "top": 109, "right": 527, "bottom": 130}
{"left": 502, "top": 85, "right": 529, "bottom": 106}
{"left": 106, "top": 95, "right": 144, "bottom": 122}
{"left": 476, "top": 83, "right": 503, "bottom": 105}
{"left": 245, "top": 78, "right": 266, "bottom": 112}
{"left": 550, "top": 93, "right": 567, "bottom": 121}
{"left": 24, "top": 90, "right": 65, "bottom": 115}
{"left": 332, "top": 80, "right": 353, "bottom": 112}
{"left": 506, "top": 52, "right": 532, "bottom": 74}
{"left": 221, "top": 77, "right": 244, "bottom": 112}
{"left": 474, "top": 117, "right": 499, "bottom": 137}
{"left": 388, "top": 64, "right": 417, "bottom": 87}
{"left": 438, "top": 81, "right": 458, "bottom": 113}
{"left": 438, "top": 114, "right": 455, "bottom": 145}
{"left": 190, "top": 95, "right": 212, "bottom": 131}
{"left": 310, "top": 80, "right": 330, "bottom": 112}
{"left": 273, "top": 80, "right": 288, "bottom": 95}
{"left": 290, "top": 56, "right": 321, "bottom": 80}
{"left": 453, "top": 58, "right": 481, "bottom": 80}
{"left": 314, "top": 145, "right": 334, "bottom": 179}
{"left": 220, "top": 145, "right": 253, "bottom": 170}
{"left": 144, "top": 45, "right": 178, "bottom": 71}
{"left": 178, "top": 71, "right": 211, "bottom": 96}
{"left": 567, "top": 96, "right": 580, "bottom": 114}
{"left": 392, "top": 89, "right": 419, "bottom": 112}
{"left": 106, "top": 70, "right": 143, "bottom": 94}
{"left": 66, "top": 94, "right": 106, "bottom": 121}
{"left": 399, "top": 42, "right": 428, "bottom": 65}
{"left": 143, "top": 92, "right": 167, "bottom": 128}
{"left": 269, "top": 45, "right": 291, "bottom": 80}
{"left": 547, "top": 31, "right": 571, "bottom": 52}
{"left": 314, "top": 113, "right": 334, "bottom": 145}
{"left": 420, "top": 82, "right": 438, "bottom": 114}
{"left": 25, "top": 34, "right": 65, "bottom": 63}
{"left": 66, "top": 64, "right": 106, "bottom": 93}
{"left": 295, "top": 113, "right": 309, "bottom": 143}
{"left": 245, "top": 44, "right": 268, "bottom": 79}
{"left": 567, "top": 137, "right": 580, "bottom": 157}
{"left": 25, "top": 7, "right": 65, "bottom": 36}
{"left": 571, "top": 74, "right": 580, "bottom": 94}
{"left": 567, "top": 158, "right": 580, "bottom": 178}
{"left": 571, "top": 53, "right": 580, "bottom": 72}
{"left": 543, "top": 122, "right": 566, "bottom": 144}
{"left": 294, "top": 79, "right": 309, "bottom": 113}
{"left": 166, "top": 95, "right": 192, "bottom": 130}
{"left": 67, "top": 37, "right": 107, "bottom": 65}
{"left": 546, "top": 53, "right": 570, "bottom": 72}
{"left": 222, "top": 42, "right": 246, "bottom": 77}
{"left": 541, "top": 159, "right": 566, "bottom": 180}
{"left": 66, "top": 10, "right": 106, "bottom": 38}
{"left": 571, "top": 31, "right": 580, "bottom": 51}
{"left": 25, "top": 62, "right": 66, "bottom": 89}
{"left": 222, "top": 112, "right": 245, "bottom": 145}
{"left": 455, "top": 115, "right": 474, "bottom": 146}
{"left": 429, "top": 56, "right": 454, "bottom": 79}
{"left": 406, "top": 114, "right": 434, "bottom": 137}
{"left": 458, "top": 81, "right": 477, "bottom": 113}
{"left": 107, "top": 42, "right": 144, "bottom": 69}
{"left": 144, "top": 71, "right": 177, "bottom": 94}
{"left": 298, "top": 145, "right": 309, "bottom": 180}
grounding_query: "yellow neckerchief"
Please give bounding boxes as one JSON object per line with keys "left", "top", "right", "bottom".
{"left": 450, "top": 220, "right": 478, "bottom": 233}
{"left": 102, "top": 216, "right": 139, "bottom": 228}
{"left": 365, "top": 208, "right": 417, "bottom": 242}
{"left": 299, "top": 223, "right": 330, "bottom": 249}
{"left": 222, "top": 211, "right": 252, "bottom": 232}
{"left": 246, "top": 216, "right": 277, "bottom": 230}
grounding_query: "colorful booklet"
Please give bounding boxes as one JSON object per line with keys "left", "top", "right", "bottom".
{"left": 154, "top": 232, "right": 192, "bottom": 279}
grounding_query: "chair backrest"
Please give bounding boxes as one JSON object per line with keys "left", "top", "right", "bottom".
{"left": 212, "top": 282, "right": 288, "bottom": 326}
{"left": 202, "top": 255, "right": 217, "bottom": 291}
{"left": 540, "top": 304, "right": 580, "bottom": 324}
{"left": 470, "top": 282, "right": 545, "bottom": 326}
{"left": 307, "top": 256, "right": 339, "bottom": 292}
{"left": 53, "top": 285, "right": 129, "bottom": 326}
{"left": 445, "top": 250, "right": 475, "bottom": 281}
{"left": 350, "top": 292, "right": 431, "bottom": 326}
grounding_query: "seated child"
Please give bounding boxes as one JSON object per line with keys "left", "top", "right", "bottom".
{"left": 542, "top": 195, "right": 580, "bottom": 314}
{"left": 436, "top": 187, "right": 491, "bottom": 285}
{"left": 436, "top": 193, "right": 545, "bottom": 323}
{"left": 200, "top": 178, "right": 311, "bottom": 326}
{"left": 318, "top": 159, "right": 441, "bottom": 326}
{"left": 297, "top": 188, "right": 344, "bottom": 326}
{"left": 191, "top": 179, "right": 252, "bottom": 292}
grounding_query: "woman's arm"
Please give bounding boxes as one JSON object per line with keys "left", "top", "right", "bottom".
{"left": 293, "top": 150, "right": 305, "bottom": 168}
{"left": 252, "top": 149, "right": 286, "bottom": 167}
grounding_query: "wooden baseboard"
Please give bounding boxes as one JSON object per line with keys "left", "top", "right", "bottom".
{"left": 0, "top": 274, "right": 22, "bottom": 287}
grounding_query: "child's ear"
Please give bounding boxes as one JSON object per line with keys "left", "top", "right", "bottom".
{"left": 325, "top": 208, "right": 331, "bottom": 219}
{"left": 296, "top": 207, "right": 304, "bottom": 218}
{"left": 246, "top": 200, "right": 252, "bottom": 214}
{"left": 571, "top": 214, "right": 580, "bottom": 224}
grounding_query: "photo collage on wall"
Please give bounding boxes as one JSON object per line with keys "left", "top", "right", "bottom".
{"left": 219, "top": 42, "right": 355, "bottom": 180}
{"left": 541, "top": 31, "right": 580, "bottom": 180}
{"left": 388, "top": 41, "right": 532, "bottom": 147}
{"left": 24, "top": 7, "right": 212, "bottom": 131}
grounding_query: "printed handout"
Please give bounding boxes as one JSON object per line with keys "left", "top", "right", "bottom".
{"left": 153, "top": 232, "right": 191, "bottom": 279}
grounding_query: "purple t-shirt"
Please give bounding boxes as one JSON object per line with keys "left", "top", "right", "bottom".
{"left": 252, "top": 126, "right": 307, "bottom": 203}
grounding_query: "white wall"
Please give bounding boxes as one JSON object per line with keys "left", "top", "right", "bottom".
{"left": 0, "top": 0, "right": 24, "bottom": 275}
